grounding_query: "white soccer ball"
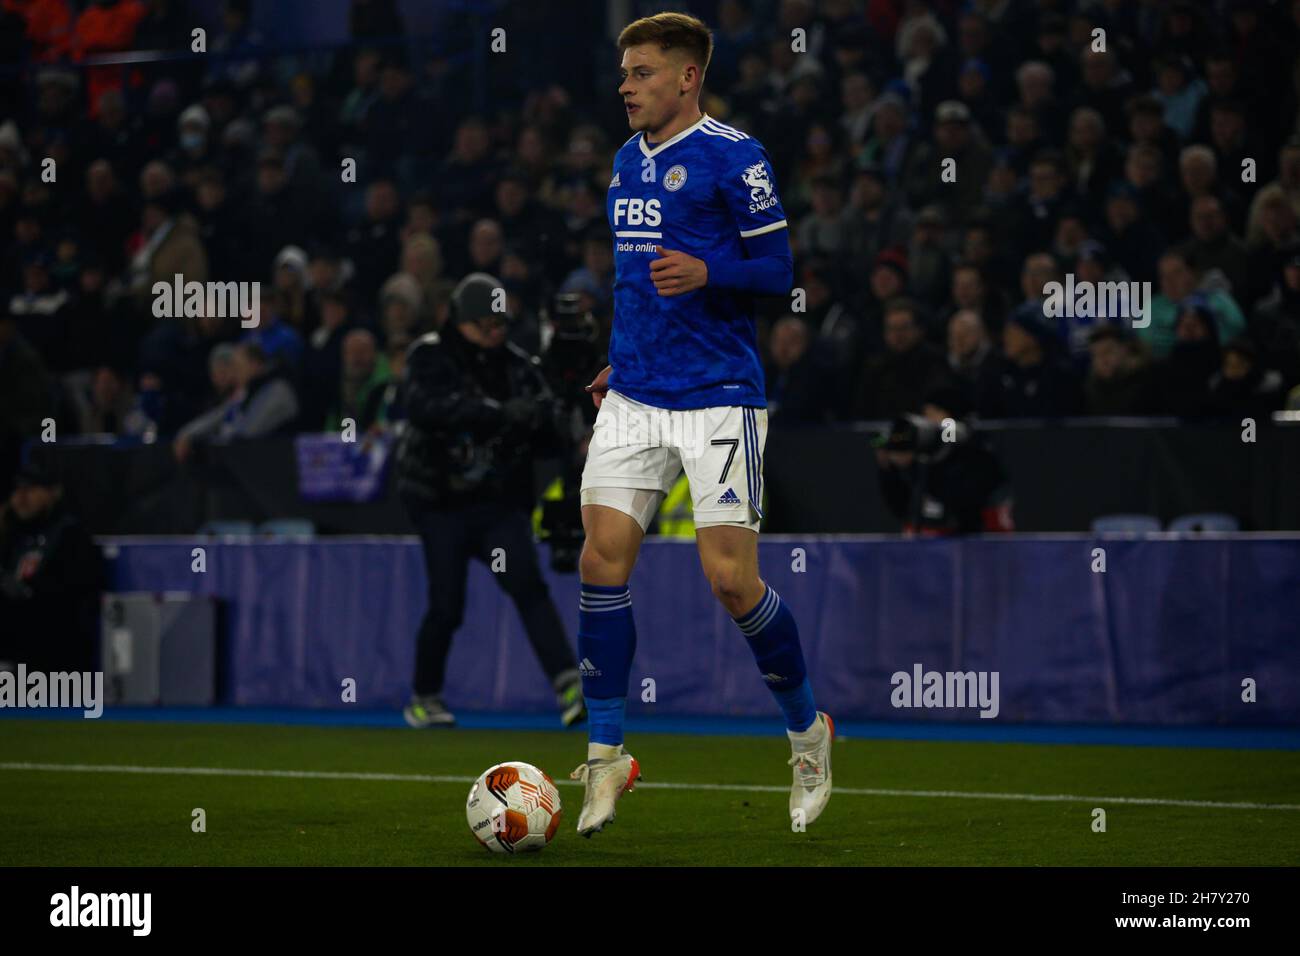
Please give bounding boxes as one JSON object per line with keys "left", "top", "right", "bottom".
{"left": 466, "top": 761, "right": 563, "bottom": 853}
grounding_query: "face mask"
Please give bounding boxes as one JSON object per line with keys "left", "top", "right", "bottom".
{"left": 181, "top": 131, "right": 206, "bottom": 152}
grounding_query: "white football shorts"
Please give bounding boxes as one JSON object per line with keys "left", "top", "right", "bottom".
{"left": 579, "top": 388, "right": 767, "bottom": 533}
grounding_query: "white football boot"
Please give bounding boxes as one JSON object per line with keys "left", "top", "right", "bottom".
{"left": 787, "top": 712, "right": 834, "bottom": 826}
{"left": 570, "top": 743, "right": 641, "bottom": 837}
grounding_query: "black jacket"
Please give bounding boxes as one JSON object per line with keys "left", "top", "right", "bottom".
{"left": 396, "top": 323, "right": 565, "bottom": 510}
{"left": 0, "top": 500, "right": 102, "bottom": 671}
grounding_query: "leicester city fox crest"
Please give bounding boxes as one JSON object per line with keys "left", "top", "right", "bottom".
{"left": 743, "top": 161, "right": 778, "bottom": 213}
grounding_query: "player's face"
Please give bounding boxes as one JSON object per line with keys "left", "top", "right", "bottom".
{"left": 619, "top": 45, "right": 687, "bottom": 134}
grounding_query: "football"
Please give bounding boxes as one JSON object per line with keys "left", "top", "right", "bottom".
{"left": 466, "top": 762, "right": 563, "bottom": 853}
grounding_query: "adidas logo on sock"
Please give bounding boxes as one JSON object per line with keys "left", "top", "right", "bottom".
{"left": 578, "top": 657, "right": 602, "bottom": 678}
{"left": 762, "top": 672, "right": 784, "bottom": 684}
{"left": 717, "top": 487, "right": 741, "bottom": 505}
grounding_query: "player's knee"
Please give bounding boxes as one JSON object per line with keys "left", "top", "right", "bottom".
{"left": 707, "top": 562, "right": 751, "bottom": 611}
{"left": 578, "top": 539, "right": 632, "bottom": 586}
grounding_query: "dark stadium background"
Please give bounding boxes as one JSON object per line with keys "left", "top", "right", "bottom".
{"left": 1, "top": 1, "right": 1298, "bottom": 719}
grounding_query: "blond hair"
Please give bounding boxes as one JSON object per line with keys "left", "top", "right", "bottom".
{"left": 618, "top": 12, "right": 713, "bottom": 72}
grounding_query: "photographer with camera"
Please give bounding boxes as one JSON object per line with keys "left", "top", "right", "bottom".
{"left": 396, "top": 273, "right": 585, "bottom": 728}
{"left": 874, "top": 385, "right": 1015, "bottom": 536}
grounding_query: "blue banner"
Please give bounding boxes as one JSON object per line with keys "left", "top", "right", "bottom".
{"left": 294, "top": 434, "right": 393, "bottom": 503}
{"left": 102, "top": 535, "right": 1300, "bottom": 724}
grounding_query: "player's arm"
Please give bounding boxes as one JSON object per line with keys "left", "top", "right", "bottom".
{"left": 701, "top": 228, "right": 792, "bottom": 295}
{"left": 651, "top": 140, "right": 792, "bottom": 297}
{"left": 650, "top": 230, "right": 792, "bottom": 297}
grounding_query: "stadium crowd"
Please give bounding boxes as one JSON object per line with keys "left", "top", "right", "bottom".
{"left": 3, "top": 0, "right": 1300, "bottom": 494}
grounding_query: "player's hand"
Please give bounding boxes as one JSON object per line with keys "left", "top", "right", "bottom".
{"left": 585, "top": 365, "right": 612, "bottom": 409}
{"left": 650, "top": 247, "right": 708, "bottom": 296}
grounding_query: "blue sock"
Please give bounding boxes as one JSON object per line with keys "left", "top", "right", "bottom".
{"left": 734, "top": 584, "right": 817, "bottom": 732}
{"left": 578, "top": 582, "right": 636, "bottom": 746}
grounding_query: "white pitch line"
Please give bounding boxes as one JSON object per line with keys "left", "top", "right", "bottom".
{"left": 3, "top": 761, "right": 1297, "bottom": 812}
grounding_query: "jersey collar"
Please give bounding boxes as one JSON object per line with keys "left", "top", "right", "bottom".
{"left": 639, "top": 112, "right": 710, "bottom": 159}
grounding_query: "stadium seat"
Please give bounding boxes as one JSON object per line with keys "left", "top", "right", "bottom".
{"left": 1090, "top": 514, "right": 1162, "bottom": 533}
{"left": 1167, "top": 513, "right": 1240, "bottom": 533}
{"left": 257, "top": 518, "right": 317, "bottom": 538}
{"left": 198, "top": 520, "right": 255, "bottom": 537}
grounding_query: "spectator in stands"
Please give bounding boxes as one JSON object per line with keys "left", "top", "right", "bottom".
{"left": 1066, "top": 106, "right": 1123, "bottom": 207}
{"left": 796, "top": 173, "right": 847, "bottom": 259}
{"left": 193, "top": 165, "right": 249, "bottom": 280}
{"left": 344, "top": 178, "right": 403, "bottom": 304}
{"left": 325, "top": 328, "right": 391, "bottom": 433}
{"left": 1084, "top": 326, "right": 1154, "bottom": 416}
{"left": 272, "top": 244, "right": 314, "bottom": 334}
{"left": 764, "top": 315, "right": 833, "bottom": 425}
{"left": 839, "top": 158, "right": 912, "bottom": 280}
{"left": 1145, "top": 249, "right": 1246, "bottom": 359}
{"left": 378, "top": 271, "right": 422, "bottom": 346}
{"left": 240, "top": 289, "right": 303, "bottom": 369}
{"left": 946, "top": 308, "right": 997, "bottom": 404}
{"left": 208, "top": 340, "right": 295, "bottom": 442}
{"left": 1076, "top": 48, "right": 1133, "bottom": 138}
{"left": 171, "top": 103, "right": 215, "bottom": 191}
{"left": 79, "top": 159, "right": 133, "bottom": 274}
{"left": 173, "top": 342, "right": 241, "bottom": 460}
{"left": 852, "top": 297, "right": 951, "bottom": 420}
{"left": 944, "top": 261, "right": 1005, "bottom": 338}
{"left": 398, "top": 232, "right": 454, "bottom": 331}
{"left": 1251, "top": 251, "right": 1300, "bottom": 388}
{"left": 1015, "top": 61, "right": 1063, "bottom": 144}
{"left": 558, "top": 227, "right": 615, "bottom": 324}
{"left": 1177, "top": 144, "right": 1243, "bottom": 238}
{"left": 127, "top": 192, "right": 208, "bottom": 309}
{"left": 1155, "top": 299, "right": 1222, "bottom": 419}
{"left": 979, "top": 305, "right": 1083, "bottom": 418}
{"left": 466, "top": 217, "right": 505, "bottom": 276}
{"left": 1246, "top": 184, "right": 1300, "bottom": 300}
{"left": 1005, "top": 149, "right": 1068, "bottom": 259}
{"left": 1152, "top": 54, "right": 1207, "bottom": 141}
{"left": 8, "top": 250, "right": 70, "bottom": 363}
{"left": 1097, "top": 181, "right": 1163, "bottom": 283}
{"left": 908, "top": 205, "right": 953, "bottom": 309}
{"left": 1180, "top": 194, "right": 1251, "bottom": 301}
{"left": 1123, "top": 141, "right": 1182, "bottom": 243}
{"left": 1208, "top": 336, "right": 1286, "bottom": 420}
{"left": 72, "top": 364, "right": 135, "bottom": 435}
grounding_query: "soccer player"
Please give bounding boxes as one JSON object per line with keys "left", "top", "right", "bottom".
{"left": 570, "top": 12, "right": 833, "bottom": 835}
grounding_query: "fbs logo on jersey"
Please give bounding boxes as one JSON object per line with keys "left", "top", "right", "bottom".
{"left": 743, "top": 161, "right": 778, "bottom": 213}
{"left": 664, "top": 164, "right": 687, "bottom": 191}
{"left": 717, "top": 487, "right": 742, "bottom": 505}
{"left": 610, "top": 171, "right": 621, "bottom": 188}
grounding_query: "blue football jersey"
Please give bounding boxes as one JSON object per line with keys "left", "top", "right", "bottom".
{"left": 605, "top": 114, "right": 789, "bottom": 410}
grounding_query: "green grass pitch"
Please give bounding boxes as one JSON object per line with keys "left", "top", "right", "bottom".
{"left": 2, "top": 720, "right": 1298, "bottom": 866}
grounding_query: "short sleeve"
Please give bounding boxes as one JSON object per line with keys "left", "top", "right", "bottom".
{"left": 717, "top": 139, "right": 788, "bottom": 239}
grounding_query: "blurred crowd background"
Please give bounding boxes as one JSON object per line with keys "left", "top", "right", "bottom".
{"left": 3, "top": 0, "right": 1300, "bottom": 497}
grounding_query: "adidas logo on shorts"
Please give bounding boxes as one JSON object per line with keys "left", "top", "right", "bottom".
{"left": 717, "top": 487, "right": 741, "bottom": 505}
{"left": 578, "top": 657, "right": 602, "bottom": 677}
